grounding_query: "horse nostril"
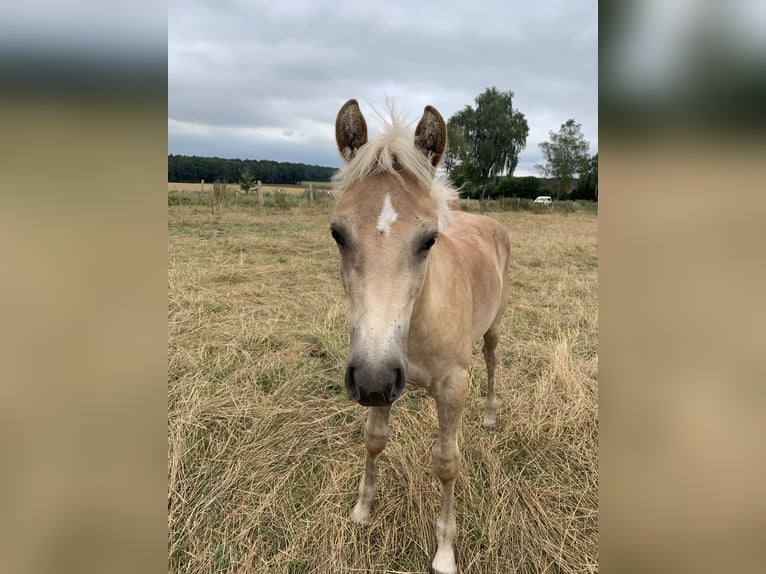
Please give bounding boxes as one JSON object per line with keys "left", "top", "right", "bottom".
{"left": 345, "top": 366, "right": 361, "bottom": 401}
{"left": 388, "top": 367, "right": 405, "bottom": 402}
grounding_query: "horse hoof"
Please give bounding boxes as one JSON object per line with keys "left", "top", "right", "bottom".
{"left": 350, "top": 505, "right": 371, "bottom": 525}
{"left": 432, "top": 552, "right": 457, "bottom": 574}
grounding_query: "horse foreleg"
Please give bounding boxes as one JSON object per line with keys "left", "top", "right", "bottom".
{"left": 431, "top": 370, "right": 469, "bottom": 574}
{"left": 351, "top": 405, "right": 390, "bottom": 524}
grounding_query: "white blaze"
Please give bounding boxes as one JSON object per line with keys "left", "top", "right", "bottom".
{"left": 376, "top": 193, "right": 398, "bottom": 236}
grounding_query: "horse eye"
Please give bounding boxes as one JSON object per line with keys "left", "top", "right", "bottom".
{"left": 421, "top": 234, "right": 437, "bottom": 252}
{"left": 331, "top": 228, "right": 345, "bottom": 248}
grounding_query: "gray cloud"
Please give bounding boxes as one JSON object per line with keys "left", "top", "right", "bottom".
{"left": 169, "top": 0, "right": 597, "bottom": 174}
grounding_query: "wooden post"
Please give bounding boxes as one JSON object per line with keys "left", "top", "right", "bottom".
{"left": 257, "top": 180, "right": 264, "bottom": 207}
{"left": 200, "top": 178, "right": 205, "bottom": 195}
{"left": 309, "top": 182, "right": 314, "bottom": 204}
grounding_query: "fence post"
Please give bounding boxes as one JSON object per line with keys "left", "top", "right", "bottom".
{"left": 309, "top": 182, "right": 314, "bottom": 204}
{"left": 200, "top": 179, "right": 205, "bottom": 196}
{"left": 257, "top": 180, "right": 264, "bottom": 207}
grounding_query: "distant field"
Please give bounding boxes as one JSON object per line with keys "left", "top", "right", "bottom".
{"left": 168, "top": 181, "right": 332, "bottom": 195}
{"left": 168, "top": 199, "right": 598, "bottom": 573}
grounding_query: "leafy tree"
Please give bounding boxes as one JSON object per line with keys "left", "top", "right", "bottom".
{"left": 443, "top": 106, "right": 477, "bottom": 184}
{"left": 536, "top": 119, "right": 591, "bottom": 199}
{"left": 444, "top": 87, "right": 529, "bottom": 195}
{"left": 239, "top": 167, "right": 256, "bottom": 194}
{"left": 572, "top": 153, "right": 598, "bottom": 201}
{"left": 495, "top": 175, "right": 543, "bottom": 199}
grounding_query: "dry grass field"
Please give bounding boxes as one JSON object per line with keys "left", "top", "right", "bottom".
{"left": 168, "top": 197, "right": 598, "bottom": 573}
{"left": 168, "top": 181, "right": 331, "bottom": 196}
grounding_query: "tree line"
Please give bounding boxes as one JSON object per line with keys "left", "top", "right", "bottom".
{"left": 169, "top": 87, "right": 597, "bottom": 201}
{"left": 168, "top": 154, "right": 336, "bottom": 185}
{"left": 458, "top": 167, "right": 597, "bottom": 201}
{"left": 445, "top": 87, "right": 597, "bottom": 201}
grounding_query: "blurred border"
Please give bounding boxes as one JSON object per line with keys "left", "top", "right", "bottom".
{"left": 3, "top": 1, "right": 764, "bottom": 572}
{"left": 0, "top": 5, "right": 168, "bottom": 574}
{"left": 600, "top": 1, "right": 765, "bottom": 573}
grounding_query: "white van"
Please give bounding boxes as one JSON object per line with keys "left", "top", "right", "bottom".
{"left": 533, "top": 196, "right": 552, "bottom": 204}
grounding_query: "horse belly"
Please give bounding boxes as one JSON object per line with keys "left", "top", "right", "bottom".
{"left": 467, "top": 243, "right": 508, "bottom": 342}
{"left": 469, "top": 273, "right": 505, "bottom": 342}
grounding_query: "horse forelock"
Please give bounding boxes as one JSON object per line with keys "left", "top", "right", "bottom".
{"left": 331, "top": 107, "right": 458, "bottom": 231}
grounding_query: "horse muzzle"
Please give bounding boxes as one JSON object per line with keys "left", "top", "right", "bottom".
{"left": 345, "top": 360, "right": 406, "bottom": 406}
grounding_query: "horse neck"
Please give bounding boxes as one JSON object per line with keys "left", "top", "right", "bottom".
{"left": 411, "top": 239, "right": 450, "bottom": 326}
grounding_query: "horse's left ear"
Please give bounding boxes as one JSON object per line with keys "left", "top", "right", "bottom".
{"left": 414, "top": 105, "right": 447, "bottom": 168}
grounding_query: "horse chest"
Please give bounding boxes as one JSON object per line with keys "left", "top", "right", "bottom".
{"left": 405, "top": 358, "right": 434, "bottom": 390}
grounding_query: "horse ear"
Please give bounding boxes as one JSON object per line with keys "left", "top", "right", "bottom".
{"left": 414, "top": 105, "right": 447, "bottom": 168}
{"left": 335, "top": 99, "right": 368, "bottom": 162}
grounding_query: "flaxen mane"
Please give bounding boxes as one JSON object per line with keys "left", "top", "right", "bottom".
{"left": 331, "top": 105, "right": 459, "bottom": 231}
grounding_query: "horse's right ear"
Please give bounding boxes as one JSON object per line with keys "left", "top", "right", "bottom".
{"left": 336, "top": 99, "right": 368, "bottom": 162}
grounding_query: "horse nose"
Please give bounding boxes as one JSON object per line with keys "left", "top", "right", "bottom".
{"left": 345, "top": 362, "right": 405, "bottom": 406}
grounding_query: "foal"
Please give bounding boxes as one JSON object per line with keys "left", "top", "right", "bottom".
{"left": 330, "top": 100, "right": 510, "bottom": 574}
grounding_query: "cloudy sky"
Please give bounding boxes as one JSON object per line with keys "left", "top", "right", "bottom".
{"left": 168, "top": 0, "right": 597, "bottom": 176}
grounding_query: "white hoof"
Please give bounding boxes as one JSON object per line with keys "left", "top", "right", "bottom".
{"left": 350, "top": 503, "right": 370, "bottom": 524}
{"left": 483, "top": 415, "right": 496, "bottom": 429}
{"left": 432, "top": 549, "right": 456, "bottom": 574}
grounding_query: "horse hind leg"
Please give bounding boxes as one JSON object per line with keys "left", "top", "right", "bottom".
{"left": 482, "top": 321, "right": 501, "bottom": 429}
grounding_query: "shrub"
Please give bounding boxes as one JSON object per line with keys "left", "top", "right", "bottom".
{"left": 553, "top": 201, "right": 577, "bottom": 215}
{"left": 274, "top": 189, "right": 289, "bottom": 209}
{"left": 212, "top": 180, "right": 234, "bottom": 205}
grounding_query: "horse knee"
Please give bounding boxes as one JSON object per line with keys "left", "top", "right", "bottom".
{"left": 431, "top": 444, "right": 460, "bottom": 482}
{"left": 434, "top": 455, "right": 459, "bottom": 482}
{"left": 365, "top": 425, "right": 388, "bottom": 455}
